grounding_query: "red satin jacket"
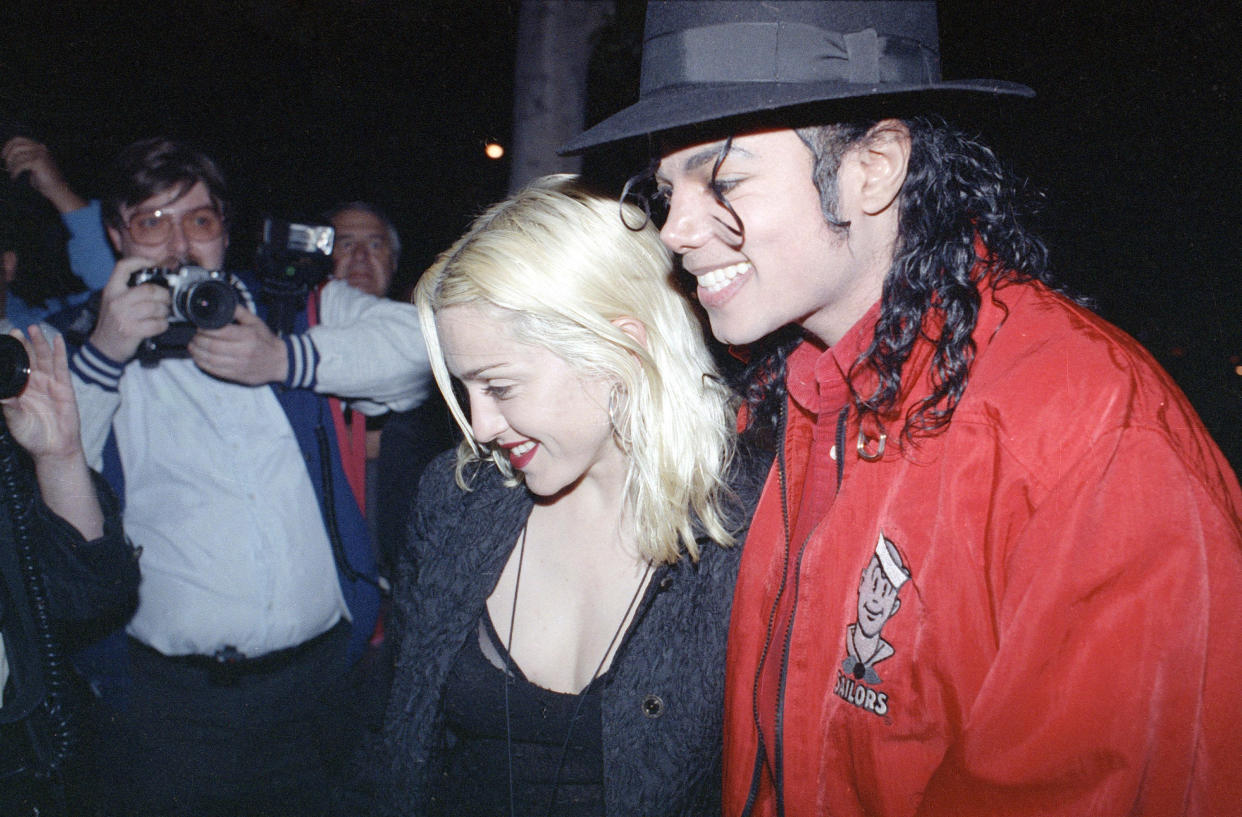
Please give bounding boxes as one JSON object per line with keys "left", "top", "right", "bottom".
{"left": 724, "top": 279, "right": 1242, "bottom": 817}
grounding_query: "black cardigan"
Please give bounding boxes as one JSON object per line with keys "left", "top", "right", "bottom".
{"left": 375, "top": 442, "right": 770, "bottom": 816}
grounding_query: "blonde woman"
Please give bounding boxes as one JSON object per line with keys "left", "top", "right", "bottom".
{"left": 377, "top": 176, "right": 768, "bottom": 817}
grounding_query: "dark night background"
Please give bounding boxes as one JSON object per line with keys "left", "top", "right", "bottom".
{"left": 1, "top": 0, "right": 1239, "bottom": 467}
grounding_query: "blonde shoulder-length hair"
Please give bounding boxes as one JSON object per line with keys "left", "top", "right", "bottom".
{"left": 414, "top": 175, "right": 737, "bottom": 564}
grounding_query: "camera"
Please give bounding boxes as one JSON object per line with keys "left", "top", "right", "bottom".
{"left": 128, "top": 266, "right": 246, "bottom": 364}
{"left": 0, "top": 334, "right": 30, "bottom": 399}
{"left": 255, "top": 218, "right": 334, "bottom": 336}
{"left": 130, "top": 265, "right": 240, "bottom": 329}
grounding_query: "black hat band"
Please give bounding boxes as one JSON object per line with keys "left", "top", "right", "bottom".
{"left": 641, "top": 23, "right": 939, "bottom": 93}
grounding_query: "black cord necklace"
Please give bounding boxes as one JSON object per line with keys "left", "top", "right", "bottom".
{"left": 502, "top": 523, "right": 652, "bottom": 817}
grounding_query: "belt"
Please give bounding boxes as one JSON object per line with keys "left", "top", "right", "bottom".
{"left": 129, "top": 621, "right": 347, "bottom": 687}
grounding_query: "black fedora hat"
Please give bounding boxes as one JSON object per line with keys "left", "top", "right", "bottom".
{"left": 562, "top": 0, "right": 1033, "bottom": 154}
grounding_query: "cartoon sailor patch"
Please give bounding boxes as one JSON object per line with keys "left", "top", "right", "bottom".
{"left": 842, "top": 532, "right": 910, "bottom": 686}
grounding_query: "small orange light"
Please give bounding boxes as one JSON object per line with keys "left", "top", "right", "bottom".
{"left": 1235, "top": 365, "right": 1242, "bottom": 377}
{"left": 484, "top": 142, "right": 504, "bottom": 160}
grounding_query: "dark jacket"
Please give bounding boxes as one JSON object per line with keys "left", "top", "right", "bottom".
{"left": 377, "top": 440, "right": 770, "bottom": 817}
{"left": 0, "top": 457, "right": 137, "bottom": 799}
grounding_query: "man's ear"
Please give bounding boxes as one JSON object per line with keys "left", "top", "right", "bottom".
{"left": 106, "top": 225, "right": 124, "bottom": 255}
{"left": 856, "top": 119, "right": 911, "bottom": 216}
{"left": 611, "top": 316, "right": 648, "bottom": 351}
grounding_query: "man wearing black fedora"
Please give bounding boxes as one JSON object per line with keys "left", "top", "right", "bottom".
{"left": 565, "top": 2, "right": 1242, "bottom": 816}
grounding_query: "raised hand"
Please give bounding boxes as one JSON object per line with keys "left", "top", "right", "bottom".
{"left": 1, "top": 136, "right": 88, "bottom": 213}
{"left": 1, "top": 325, "right": 81, "bottom": 461}
{"left": 90, "top": 257, "right": 172, "bottom": 362}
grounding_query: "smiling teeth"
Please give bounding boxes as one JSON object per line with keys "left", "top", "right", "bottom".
{"left": 510, "top": 441, "right": 535, "bottom": 458}
{"left": 696, "top": 262, "right": 750, "bottom": 293}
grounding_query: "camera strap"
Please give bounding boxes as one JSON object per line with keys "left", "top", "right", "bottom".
{"left": 330, "top": 401, "right": 367, "bottom": 514}
{"left": 306, "top": 286, "right": 367, "bottom": 515}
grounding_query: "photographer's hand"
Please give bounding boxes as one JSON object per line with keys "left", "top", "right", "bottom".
{"left": 189, "top": 305, "right": 288, "bottom": 386}
{"left": 90, "top": 258, "right": 172, "bottom": 363}
{"left": 1, "top": 136, "right": 88, "bottom": 214}
{"left": 1, "top": 325, "right": 104, "bottom": 539}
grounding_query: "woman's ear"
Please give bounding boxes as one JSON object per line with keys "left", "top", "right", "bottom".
{"left": 611, "top": 316, "right": 649, "bottom": 351}
{"left": 856, "top": 119, "right": 911, "bottom": 216}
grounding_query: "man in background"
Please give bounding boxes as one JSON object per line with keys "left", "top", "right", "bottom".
{"left": 325, "top": 200, "right": 454, "bottom": 577}
{"left": 327, "top": 201, "right": 399, "bottom": 299}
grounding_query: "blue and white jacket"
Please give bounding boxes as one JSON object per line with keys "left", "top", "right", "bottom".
{"left": 69, "top": 272, "right": 430, "bottom": 668}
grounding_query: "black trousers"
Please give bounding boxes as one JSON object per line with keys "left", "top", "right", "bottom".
{"left": 97, "top": 624, "right": 351, "bottom": 817}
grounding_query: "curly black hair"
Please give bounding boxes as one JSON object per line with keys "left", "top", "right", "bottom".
{"left": 738, "top": 115, "right": 1071, "bottom": 445}
{"left": 621, "top": 115, "right": 1072, "bottom": 446}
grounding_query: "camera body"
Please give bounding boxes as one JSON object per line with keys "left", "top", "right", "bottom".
{"left": 0, "top": 334, "right": 30, "bottom": 399}
{"left": 128, "top": 266, "right": 245, "bottom": 365}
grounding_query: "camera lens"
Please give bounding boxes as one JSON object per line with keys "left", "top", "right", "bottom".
{"left": 0, "top": 335, "right": 31, "bottom": 399}
{"left": 179, "top": 279, "right": 239, "bottom": 329}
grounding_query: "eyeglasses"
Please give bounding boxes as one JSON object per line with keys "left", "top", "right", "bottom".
{"left": 124, "top": 205, "right": 225, "bottom": 246}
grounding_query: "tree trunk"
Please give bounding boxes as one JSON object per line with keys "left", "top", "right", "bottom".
{"left": 509, "top": 0, "right": 615, "bottom": 192}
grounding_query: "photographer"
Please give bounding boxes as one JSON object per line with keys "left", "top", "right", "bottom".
{"left": 0, "top": 325, "right": 138, "bottom": 816}
{"left": 66, "top": 137, "right": 430, "bottom": 816}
